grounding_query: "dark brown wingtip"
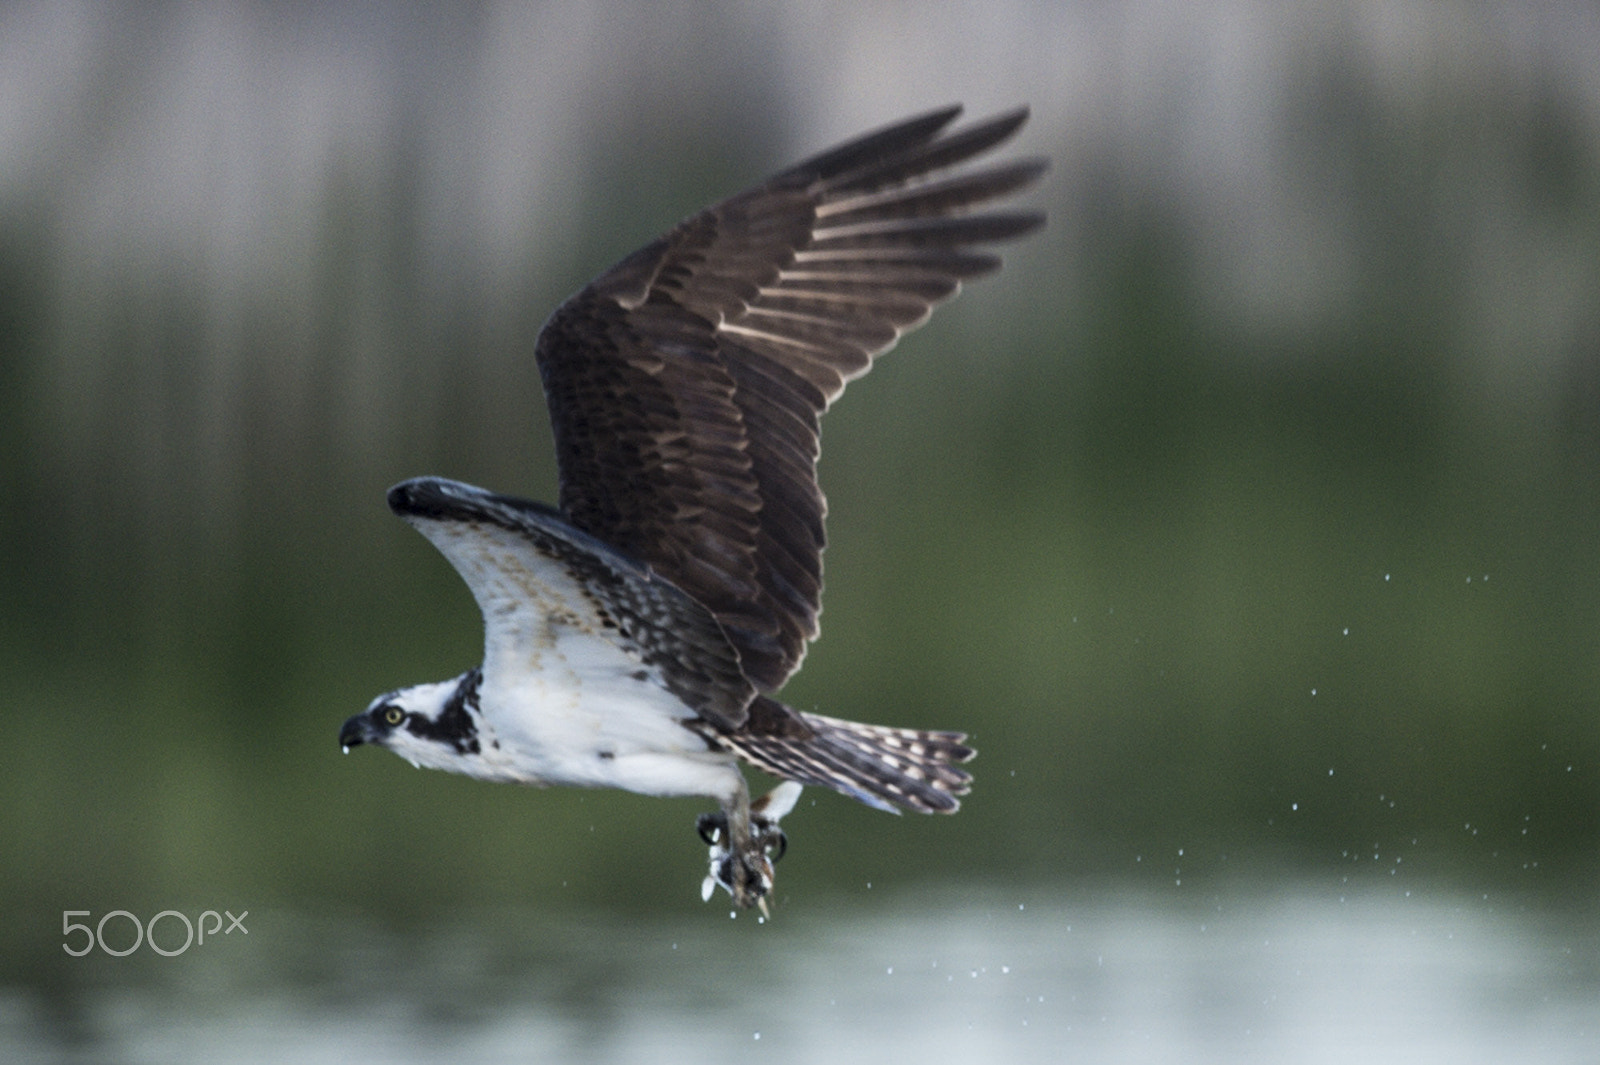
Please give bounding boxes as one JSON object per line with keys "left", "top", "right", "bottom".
{"left": 783, "top": 104, "right": 966, "bottom": 182}
{"left": 817, "top": 105, "right": 1041, "bottom": 197}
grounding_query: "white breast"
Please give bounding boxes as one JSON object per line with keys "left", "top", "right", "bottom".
{"left": 482, "top": 622, "right": 736, "bottom": 792}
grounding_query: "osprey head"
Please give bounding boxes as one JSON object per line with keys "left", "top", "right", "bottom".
{"left": 340, "top": 669, "right": 485, "bottom": 770}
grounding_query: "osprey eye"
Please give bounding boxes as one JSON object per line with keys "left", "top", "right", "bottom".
{"left": 382, "top": 705, "right": 405, "bottom": 727}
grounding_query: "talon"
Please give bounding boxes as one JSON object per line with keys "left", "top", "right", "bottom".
{"left": 696, "top": 811, "right": 726, "bottom": 846}
{"left": 764, "top": 826, "right": 788, "bottom": 864}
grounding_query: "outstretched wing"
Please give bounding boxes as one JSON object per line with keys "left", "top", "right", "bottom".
{"left": 536, "top": 105, "right": 1047, "bottom": 691}
{"left": 388, "top": 477, "right": 755, "bottom": 730}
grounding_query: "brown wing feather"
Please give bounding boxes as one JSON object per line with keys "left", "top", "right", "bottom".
{"left": 536, "top": 105, "right": 1046, "bottom": 692}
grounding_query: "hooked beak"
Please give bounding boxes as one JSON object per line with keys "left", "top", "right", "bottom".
{"left": 339, "top": 713, "right": 379, "bottom": 752}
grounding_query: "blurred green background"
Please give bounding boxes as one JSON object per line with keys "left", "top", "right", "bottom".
{"left": 1, "top": 0, "right": 1596, "bottom": 978}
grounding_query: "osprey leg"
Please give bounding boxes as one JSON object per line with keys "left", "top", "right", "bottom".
{"left": 699, "top": 781, "right": 802, "bottom": 909}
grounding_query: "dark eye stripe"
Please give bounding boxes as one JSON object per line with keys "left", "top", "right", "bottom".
{"left": 401, "top": 669, "right": 483, "bottom": 755}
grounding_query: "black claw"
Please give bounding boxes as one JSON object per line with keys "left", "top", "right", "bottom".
{"left": 766, "top": 827, "right": 788, "bottom": 864}
{"left": 696, "top": 811, "right": 727, "bottom": 846}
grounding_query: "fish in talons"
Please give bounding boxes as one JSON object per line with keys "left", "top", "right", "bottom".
{"left": 699, "top": 781, "right": 804, "bottom": 916}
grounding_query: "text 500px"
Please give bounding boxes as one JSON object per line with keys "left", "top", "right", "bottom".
{"left": 62, "top": 910, "right": 248, "bottom": 957}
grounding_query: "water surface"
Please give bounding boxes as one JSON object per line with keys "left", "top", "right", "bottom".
{"left": 7, "top": 885, "right": 1594, "bottom": 1064}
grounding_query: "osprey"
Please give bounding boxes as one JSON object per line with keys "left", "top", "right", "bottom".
{"left": 340, "top": 105, "right": 1045, "bottom": 910}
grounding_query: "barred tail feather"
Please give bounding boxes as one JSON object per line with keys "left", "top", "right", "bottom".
{"left": 724, "top": 707, "right": 974, "bottom": 814}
